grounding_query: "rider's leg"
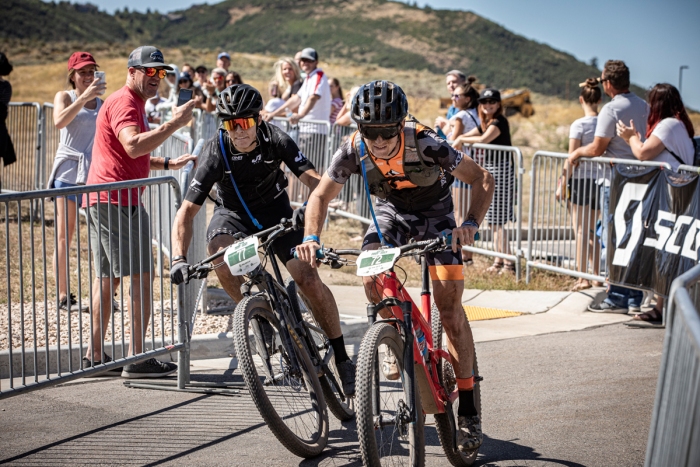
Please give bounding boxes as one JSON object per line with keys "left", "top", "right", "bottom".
{"left": 432, "top": 278, "right": 474, "bottom": 379}
{"left": 208, "top": 234, "right": 246, "bottom": 303}
{"left": 286, "top": 258, "right": 342, "bottom": 339}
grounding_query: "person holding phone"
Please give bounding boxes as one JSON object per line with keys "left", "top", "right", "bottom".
{"left": 83, "top": 46, "right": 197, "bottom": 377}
{"left": 48, "top": 51, "right": 106, "bottom": 312}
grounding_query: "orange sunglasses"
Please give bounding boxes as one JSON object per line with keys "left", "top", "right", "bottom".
{"left": 137, "top": 67, "right": 168, "bottom": 79}
{"left": 222, "top": 117, "right": 257, "bottom": 131}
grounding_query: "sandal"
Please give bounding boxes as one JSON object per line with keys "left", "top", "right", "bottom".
{"left": 633, "top": 307, "right": 662, "bottom": 323}
{"left": 571, "top": 279, "right": 592, "bottom": 292}
{"left": 499, "top": 262, "right": 516, "bottom": 275}
{"left": 486, "top": 261, "right": 503, "bottom": 274}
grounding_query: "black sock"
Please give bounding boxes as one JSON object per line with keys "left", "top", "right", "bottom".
{"left": 329, "top": 336, "right": 350, "bottom": 364}
{"left": 458, "top": 390, "right": 478, "bottom": 417}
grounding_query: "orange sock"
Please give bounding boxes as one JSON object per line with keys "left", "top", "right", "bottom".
{"left": 456, "top": 376, "right": 474, "bottom": 391}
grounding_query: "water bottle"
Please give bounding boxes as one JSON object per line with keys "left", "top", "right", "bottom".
{"left": 415, "top": 327, "right": 428, "bottom": 362}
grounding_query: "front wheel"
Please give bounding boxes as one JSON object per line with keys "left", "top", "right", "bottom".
{"left": 431, "top": 304, "right": 482, "bottom": 466}
{"left": 356, "top": 322, "right": 425, "bottom": 467}
{"left": 233, "top": 294, "right": 329, "bottom": 458}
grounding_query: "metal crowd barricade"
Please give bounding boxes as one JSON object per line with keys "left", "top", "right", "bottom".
{"left": 645, "top": 263, "right": 700, "bottom": 466}
{"left": 455, "top": 143, "right": 524, "bottom": 279}
{"left": 193, "top": 109, "right": 218, "bottom": 143}
{"left": 272, "top": 117, "right": 330, "bottom": 204}
{"left": 0, "top": 177, "right": 187, "bottom": 399}
{"left": 39, "top": 103, "right": 60, "bottom": 190}
{"left": 326, "top": 123, "right": 371, "bottom": 222}
{"left": 3, "top": 103, "right": 42, "bottom": 193}
{"left": 525, "top": 151, "right": 670, "bottom": 284}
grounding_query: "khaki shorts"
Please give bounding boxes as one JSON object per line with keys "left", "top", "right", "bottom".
{"left": 88, "top": 203, "right": 153, "bottom": 278}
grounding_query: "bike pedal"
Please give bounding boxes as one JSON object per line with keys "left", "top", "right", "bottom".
{"left": 475, "top": 375, "right": 484, "bottom": 382}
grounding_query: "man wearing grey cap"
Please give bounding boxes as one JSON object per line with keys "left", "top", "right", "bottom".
{"left": 435, "top": 69, "right": 467, "bottom": 138}
{"left": 84, "top": 46, "right": 197, "bottom": 378}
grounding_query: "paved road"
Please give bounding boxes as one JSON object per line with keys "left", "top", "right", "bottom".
{"left": 0, "top": 323, "right": 662, "bottom": 466}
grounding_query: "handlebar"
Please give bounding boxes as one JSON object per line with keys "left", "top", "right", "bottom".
{"left": 184, "top": 218, "right": 296, "bottom": 281}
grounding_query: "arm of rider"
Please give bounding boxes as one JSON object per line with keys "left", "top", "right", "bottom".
{"left": 295, "top": 174, "right": 344, "bottom": 268}
{"left": 290, "top": 94, "right": 320, "bottom": 125}
{"left": 298, "top": 169, "right": 322, "bottom": 192}
{"left": 169, "top": 200, "right": 203, "bottom": 284}
{"left": 53, "top": 78, "right": 106, "bottom": 129}
{"left": 263, "top": 94, "right": 301, "bottom": 121}
{"left": 616, "top": 119, "right": 666, "bottom": 161}
{"left": 118, "top": 100, "right": 195, "bottom": 159}
{"left": 450, "top": 156, "right": 495, "bottom": 253}
{"left": 567, "top": 136, "right": 610, "bottom": 167}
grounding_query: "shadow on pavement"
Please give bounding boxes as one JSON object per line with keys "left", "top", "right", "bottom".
{"left": 0, "top": 384, "right": 268, "bottom": 466}
{"left": 475, "top": 435, "right": 586, "bottom": 466}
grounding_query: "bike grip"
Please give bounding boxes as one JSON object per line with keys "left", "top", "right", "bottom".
{"left": 445, "top": 231, "right": 480, "bottom": 244}
{"left": 293, "top": 247, "right": 325, "bottom": 260}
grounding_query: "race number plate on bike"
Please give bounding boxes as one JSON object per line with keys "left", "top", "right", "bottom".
{"left": 355, "top": 248, "right": 401, "bottom": 276}
{"left": 224, "top": 236, "right": 261, "bottom": 275}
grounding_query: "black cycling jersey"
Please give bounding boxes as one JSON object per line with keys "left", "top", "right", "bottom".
{"left": 185, "top": 121, "right": 315, "bottom": 212}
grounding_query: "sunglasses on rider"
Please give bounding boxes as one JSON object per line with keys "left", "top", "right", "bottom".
{"left": 137, "top": 67, "right": 168, "bottom": 79}
{"left": 359, "top": 125, "right": 401, "bottom": 140}
{"left": 222, "top": 117, "right": 257, "bottom": 131}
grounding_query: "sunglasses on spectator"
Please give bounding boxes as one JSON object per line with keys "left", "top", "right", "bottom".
{"left": 213, "top": 75, "right": 224, "bottom": 81}
{"left": 480, "top": 99, "right": 498, "bottom": 105}
{"left": 598, "top": 77, "right": 610, "bottom": 83}
{"left": 222, "top": 117, "right": 257, "bottom": 131}
{"left": 360, "top": 125, "right": 401, "bottom": 140}
{"left": 137, "top": 67, "right": 167, "bottom": 79}
{"left": 226, "top": 79, "right": 236, "bottom": 84}
{"left": 452, "top": 93, "right": 466, "bottom": 99}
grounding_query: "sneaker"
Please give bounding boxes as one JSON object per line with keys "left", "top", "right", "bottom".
{"left": 382, "top": 348, "right": 400, "bottom": 381}
{"left": 628, "top": 304, "right": 642, "bottom": 313}
{"left": 587, "top": 300, "right": 628, "bottom": 314}
{"left": 457, "top": 415, "right": 483, "bottom": 452}
{"left": 59, "top": 293, "right": 89, "bottom": 313}
{"left": 82, "top": 353, "right": 123, "bottom": 377}
{"left": 121, "top": 358, "right": 177, "bottom": 379}
{"left": 336, "top": 359, "right": 356, "bottom": 397}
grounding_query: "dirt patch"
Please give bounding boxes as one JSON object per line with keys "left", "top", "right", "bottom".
{"left": 228, "top": 6, "right": 263, "bottom": 25}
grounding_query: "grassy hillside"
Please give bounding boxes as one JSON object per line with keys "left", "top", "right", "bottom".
{"left": 1, "top": 0, "right": 627, "bottom": 99}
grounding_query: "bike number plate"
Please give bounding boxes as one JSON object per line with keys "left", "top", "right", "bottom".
{"left": 355, "top": 248, "right": 401, "bottom": 276}
{"left": 224, "top": 236, "right": 260, "bottom": 275}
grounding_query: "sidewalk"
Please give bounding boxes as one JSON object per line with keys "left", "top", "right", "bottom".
{"left": 186, "top": 284, "right": 632, "bottom": 361}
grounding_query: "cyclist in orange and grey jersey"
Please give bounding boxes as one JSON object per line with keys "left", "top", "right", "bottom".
{"left": 296, "top": 80, "right": 494, "bottom": 452}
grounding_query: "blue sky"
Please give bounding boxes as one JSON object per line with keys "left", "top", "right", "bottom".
{"left": 45, "top": 0, "right": 700, "bottom": 109}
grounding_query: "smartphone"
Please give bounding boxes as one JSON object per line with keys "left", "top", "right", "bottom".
{"left": 94, "top": 71, "right": 106, "bottom": 95}
{"left": 177, "top": 88, "right": 194, "bottom": 107}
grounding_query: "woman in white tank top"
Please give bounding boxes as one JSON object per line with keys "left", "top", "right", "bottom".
{"left": 50, "top": 52, "right": 106, "bottom": 312}
{"left": 556, "top": 78, "right": 604, "bottom": 292}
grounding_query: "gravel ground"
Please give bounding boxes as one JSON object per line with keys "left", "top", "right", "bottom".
{"left": 0, "top": 295, "right": 236, "bottom": 351}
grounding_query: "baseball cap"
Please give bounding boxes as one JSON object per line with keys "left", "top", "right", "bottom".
{"left": 478, "top": 88, "right": 501, "bottom": 102}
{"left": 68, "top": 51, "right": 98, "bottom": 70}
{"left": 127, "top": 46, "right": 173, "bottom": 70}
{"left": 179, "top": 71, "right": 192, "bottom": 82}
{"left": 217, "top": 52, "right": 231, "bottom": 60}
{"left": 300, "top": 48, "right": 318, "bottom": 62}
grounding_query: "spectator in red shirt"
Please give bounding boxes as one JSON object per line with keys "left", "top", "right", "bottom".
{"left": 85, "top": 46, "right": 196, "bottom": 378}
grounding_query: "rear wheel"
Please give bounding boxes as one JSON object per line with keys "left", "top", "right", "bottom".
{"left": 356, "top": 322, "right": 425, "bottom": 467}
{"left": 233, "top": 294, "right": 329, "bottom": 458}
{"left": 431, "top": 304, "right": 481, "bottom": 466}
{"left": 285, "top": 278, "right": 355, "bottom": 421}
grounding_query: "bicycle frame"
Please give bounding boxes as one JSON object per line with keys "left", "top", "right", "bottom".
{"left": 365, "top": 254, "right": 457, "bottom": 419}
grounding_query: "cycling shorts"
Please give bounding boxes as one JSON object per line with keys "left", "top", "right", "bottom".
{"left": 206, "top": 196, "right": 302, "bottom": 265}
{"left": 362, "top": 197, "right": 464, "bottom": 281}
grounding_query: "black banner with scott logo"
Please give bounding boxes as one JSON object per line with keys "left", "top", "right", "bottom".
{"left": 607, "top": 165, "right": 700, "bottom": 297}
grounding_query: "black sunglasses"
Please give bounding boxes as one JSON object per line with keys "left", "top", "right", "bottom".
{"left": 480, "top": 99, "right": 498, "bottom": 105}
{"left": 360, "top": 125, "right": 401, "bottom": 140}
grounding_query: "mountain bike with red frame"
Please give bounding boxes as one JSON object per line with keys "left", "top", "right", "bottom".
{"left": 318, "top": 236, "right": 482, "bottom": 466}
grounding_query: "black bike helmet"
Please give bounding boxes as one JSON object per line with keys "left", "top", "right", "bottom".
{"left": 217, "top": 84, "right": 263, "bottom": 119}
{"left": 351, "top": 80, "right": 408, "bottom": 125}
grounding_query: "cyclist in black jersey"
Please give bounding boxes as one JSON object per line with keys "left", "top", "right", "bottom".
{"left": 170, "top": 84, "right": 356, "bottom": 395}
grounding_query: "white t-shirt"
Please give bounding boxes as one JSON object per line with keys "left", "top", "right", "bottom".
{"left": 448, "top": 109, "right": 480, "bottom": 139}
{"left": 650, "top": 118, "right": 695, "bottom": 170}
{"left": 298, "top": 67, "right": 331, "bottom": 133}
{"left": 569, "top": 115, "right": 600, "bottom": 179}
